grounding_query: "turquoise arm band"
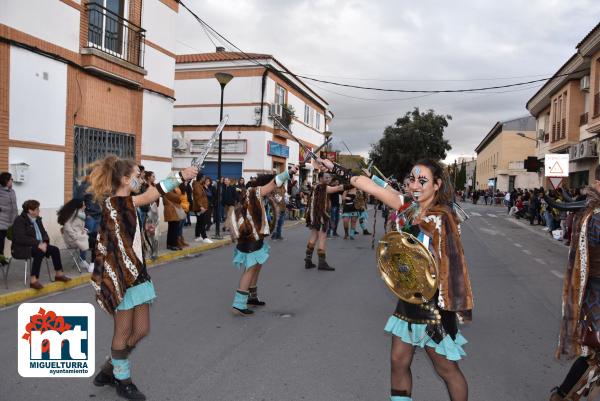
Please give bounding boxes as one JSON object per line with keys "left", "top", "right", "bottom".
{"left": 157, "top": 173, "right": 183, "bottom": 195}
{"left": 372, "top": 175, "right": 388, "bottom": 188}
{"left": 275, "top": 170, "right": 290, "bottom": 187}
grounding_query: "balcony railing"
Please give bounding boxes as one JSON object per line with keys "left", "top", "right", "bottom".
{"left": 595, "top": 93, "right": 600, "bottom": 118}
{"left": 580, "top": 112, "right": 589, "bottom": 126}
{"left": 561, "top": 118, "right": 566, "bottom": 139}
{"left": 86, "top": 3, "right": 145, "bottom": 68}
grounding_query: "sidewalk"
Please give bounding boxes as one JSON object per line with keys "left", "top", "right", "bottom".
{"left": 0, "top": 218, "right": 302, "bottom": 308}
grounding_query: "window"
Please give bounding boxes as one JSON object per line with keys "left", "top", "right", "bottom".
{"left": 73, "top": 126, "right": 135, "bottom": 192}
{"left": 316, "top": 113, "right": 320, "bottom": 130}
{"left": 88, "top": 0, "right": 127, "bottom": 55}
{"left": 304, "top": 105, "right": 310, "bottom": 124}
{"left": 275, "top": 84, "right": 286, "bottom": 106}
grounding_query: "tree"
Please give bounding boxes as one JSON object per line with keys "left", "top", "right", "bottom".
{"left": 456, "top": 161, "right": 467, "bottom": 190}
{"left": 369, "top": 108, "right": 452, "bottom": 179}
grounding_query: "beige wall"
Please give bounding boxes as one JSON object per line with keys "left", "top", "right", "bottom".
{"left": 475, "top": 130, "right": 537, "bottom": 190}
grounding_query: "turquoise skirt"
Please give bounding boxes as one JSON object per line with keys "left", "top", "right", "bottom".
{"left": 341, "top": 211, "right": 359, "bottom": 218}
{"left": 116, "top": 281, "right": 156, "bottom": 311}
{"left": 384, "top": 315, "right": 467, "bottom": 361}
{"left": 233, "top": 242, "right": 270, "bottom": 270}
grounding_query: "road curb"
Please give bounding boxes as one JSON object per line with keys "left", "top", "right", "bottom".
{"left": 0, "top": 220, "right": 303, "bottom": 308}
{"left": 0, "top": 238, "right": 232, "bottom": 308}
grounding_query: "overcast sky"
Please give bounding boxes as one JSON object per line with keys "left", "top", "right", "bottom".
{"left": 175, "top": 0, "right": 600, "bottom": 162}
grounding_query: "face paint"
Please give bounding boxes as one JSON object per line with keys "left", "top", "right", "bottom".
{"left": 408, "top": 165, "right": 436, "bottom": 206}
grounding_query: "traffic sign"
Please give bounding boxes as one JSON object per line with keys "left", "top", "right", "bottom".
{"left": 544, "top": 154, "right": 569, "bottom": 177}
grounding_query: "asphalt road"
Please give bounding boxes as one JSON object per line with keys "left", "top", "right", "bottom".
{"left": 0, "top": 203, "right": 575, "bottom": 401}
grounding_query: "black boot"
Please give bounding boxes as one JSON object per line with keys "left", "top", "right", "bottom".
{"left": 317, "top": 250, "right": 335, "bottom": 271}
{"left": 305, "top": 244, "right": 316, "bottom": 269}
{"left": 247, "top": 286, "right": 266, "bottom": 306}
{"left": 363, "top": 229, "right": 371, "bottom": 235}
{"left": 93, "top": 359, "right": 115, "bottom": 387}
{"left": 115, "top": 379, "right": 146, "bottom": 400}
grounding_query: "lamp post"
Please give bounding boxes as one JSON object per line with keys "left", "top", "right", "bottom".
{"left": 213, "top": 72, "right": 233, "bottom": 239}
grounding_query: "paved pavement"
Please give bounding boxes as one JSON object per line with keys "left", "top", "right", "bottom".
{"left": 0, "top": 204, "right": 576, "bottom": 400}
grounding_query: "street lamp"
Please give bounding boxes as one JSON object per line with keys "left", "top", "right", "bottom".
{"left": 213, "top": 72, "right": 233, "bottom": 239}
{"left": 517, "top": 132, "right": 538, "bottom": 147}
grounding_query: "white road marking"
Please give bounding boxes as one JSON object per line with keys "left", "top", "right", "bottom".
{"left": 551, "top": 270, "right": 564, "bottom": 279}
{"left": 522, "top": 249, "right": 532, "bottom": 255}
{"left": 486, "top": 214, "right": 498, "bottom": 218}
{"left": 534, "top": 258, "right": 545, "bottom": 265}
{"left": 513, "top": 243, "right": 522, "bottom": 248}
{"left": 478, "top": 227, "right": 498, "bottom": 236}
{"left": 470, "top": 212, "right": 481, "bottom": 216}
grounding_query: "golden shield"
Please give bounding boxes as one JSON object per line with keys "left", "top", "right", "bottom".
{"left": 376, "top": 231, "right": 438, "bottom": 304}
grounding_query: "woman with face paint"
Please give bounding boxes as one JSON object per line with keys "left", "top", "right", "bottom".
{"left": 304, "top": 170, "right": 347, "bottom": 270}
{"left": 349, "top": 159, "right": 474, "bottom": 401}
{"left": 88, "top": 155, "right": 197, "bottom": 400}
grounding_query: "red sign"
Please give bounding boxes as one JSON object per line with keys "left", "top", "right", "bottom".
{"left": 320, "top": 151, "right": 337, "bottom": 162}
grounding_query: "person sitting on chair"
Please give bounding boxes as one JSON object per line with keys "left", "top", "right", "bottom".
{"left": 57, "top": 198, "right": 90, "bottom": 271}
{"left": 11, "top": 200, "right": 71, "bottom": 289}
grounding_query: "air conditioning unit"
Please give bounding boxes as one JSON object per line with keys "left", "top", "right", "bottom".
{"left": 269, "top": 103, "right": 282, "bottom": 118}
{"left": 581, "top": 139, "right": 598, "bottom": 158}
{"left": 172, "top": 137, "right": 189, "bottom": 151}
{"left": 569, "top": 144, "right": 579, "bottom": 160}
{"left": 580, "top": 76, "right": 590, "bottom": 92}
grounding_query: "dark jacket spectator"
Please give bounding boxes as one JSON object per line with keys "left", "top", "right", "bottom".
{"left": 222, "top": 181, "right": 237, "bottom": 207}
{"left": 0, "top": 172, "right": 18, "bottom": 259}
{"left": 11, "top": 199, "right": 71, "bottom": 288}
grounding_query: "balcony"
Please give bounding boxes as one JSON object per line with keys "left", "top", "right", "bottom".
{"left": 580, "top": 112, "right": 589, "bottom": 126}
{"left": 85, "top": 2, "right": 145, "bottom": 68}
{"left": 595, "top": 93, "right": 600, "bottom": 118}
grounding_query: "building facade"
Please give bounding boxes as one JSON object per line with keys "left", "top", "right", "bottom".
{"left": 172, "top": 49, "right": 332, "bottom": 183}
{"left": 0, "top": 0, "right": 179, "bottom": 245}
{"left": 526, "top": 22, "right": 600, "bottom": 189}
{"left": 474, "top": 116, "right": 539, "bottom": 191}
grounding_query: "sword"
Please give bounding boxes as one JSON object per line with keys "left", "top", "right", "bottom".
{"left": 303, "top": 137, "right": 332, "bottom": 164}
{"left": 191, "top": 115, "right": 230, "bottom": 168}
{"left": 273, "top": 116, "right": 322, "bottom": 164}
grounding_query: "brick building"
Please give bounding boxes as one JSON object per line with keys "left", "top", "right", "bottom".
{"left": 0, "top": 0, "right": 179, "bottom": 245}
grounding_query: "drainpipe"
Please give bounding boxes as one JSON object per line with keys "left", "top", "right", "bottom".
{"left": 258, "top": 67, "right": 269, "bottom": 126}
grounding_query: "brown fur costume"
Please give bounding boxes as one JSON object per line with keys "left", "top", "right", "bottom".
{"left": 91, "top": 196, "right": 149, "bottom": 314}
{"left": 228, "top": 187, "right": 270, "bottom": 244}
{"left": 306, "top": 183, "right": 329, "bottom": 228}
{"left": 416, "top": 204, "right": 474, "bottom": 318}
{"left": 557, "top": 188, "right": 600, "bottom": 359}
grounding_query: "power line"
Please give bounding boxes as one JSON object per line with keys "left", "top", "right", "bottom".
{"left": 177, "top": 1, "right": 583, "bottom": 93}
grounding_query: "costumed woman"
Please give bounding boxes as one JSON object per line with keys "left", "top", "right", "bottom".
{"left": 341, "top": 185, "right": 359, "bottom": 240}
{"left": 227, "top": 165, "right": 298, "bottom": 316}
{"left": 355, "top": 189, "right": 371, "bottom": 235}
{"left": 550, "top": 165, "right": 600, "bottom": 400}
{"left": 347, "top": 159, "right": 473, "bottom": 401}
{"left": 89, "top": 155, "right": 197, "bottom": 400}
{"left": 304, "top": 170, "right": 346, "bottom": 271}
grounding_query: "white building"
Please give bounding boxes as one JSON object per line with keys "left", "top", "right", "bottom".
{"left": 173, "top": 49, "right": 333, "bottom": 183}
{"left": 0, "top": 0, "right": 180, "bottom": 245}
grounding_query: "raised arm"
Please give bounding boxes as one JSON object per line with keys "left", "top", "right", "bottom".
{"left": 133, "top": 166, "right": 198, "bottom": 206}
{"left": 260, "top": 165, "right": 299, "bottom": 197}
{"left": 350, "top": 175, "right": 405, "bottom": 210}
{"left": 326, "top": 184, "right": 345, "bottom": 194}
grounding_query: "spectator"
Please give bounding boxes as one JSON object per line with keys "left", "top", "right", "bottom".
{"left": 204, "top": 177, "right": 214, "bottom": 232}
{"left": 57, "top": 198, "right": 90, "bottom": 270}
{"left": 192, "top": 174, "right": 213, "bottom": 244}
{"left": 0, "top": 172, "right": 18, "bottom": 264}
{"left": 178, "top": 184, "right": 190, "bottom": 247}
{"left": 143, "top": 171, "right": 159, "bottom": 260}
{"left": 222, "top": 178, "right": 237, "bottom": 228}
{"left": 163, "top": 188, "right": 184, "bottom": 251}
{"left": 236, "top": 178, "right": 246, "bottom": 204}
{"left": 504, "top": 191, "right": 511, "bottom": 214}
{"left": 528, "top": 190, "right": 541, "bottom": 225}
{"left": 270, "top": 184, "right": 287, "bottom": 240}
{"left": 184, "top": 181, "right": 193, "bottom": 227}
{"left": 12, "top": 199, "right": 71, "bottom": 289}
{"left": 74, "top": 175, "right": 102, "bottom": 261}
